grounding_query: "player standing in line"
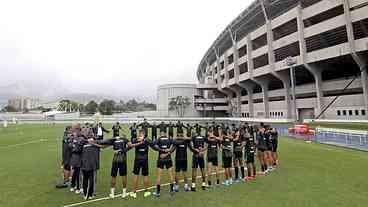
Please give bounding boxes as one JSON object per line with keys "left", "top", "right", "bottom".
{"left": 168, "top": 122, "right": 174, "bottom": 138}
{"left": 186, "top": 123, "right": 193, "bottom": 138}
{"left": 158, "top": 121, "right": 168, "bottom": 134}
{"left": 112, "top": 122, "right": 122, "bottom": 138}
{"left": 130, "top": 130, "right": 158, "bottom": 198}
{"left": 60, "top": 126, "right": 72, "bottom": 188}
{"left": 129, "top": 123, "right": 138, "bottom": 140}
{"left": 175, "top": 121, "right": 187, "bottom": 136}
{"left": 220, "top": 128, "right": 233, "bottom": 186}
{"left": 97, "top": 135, "right": 141, "bottom": 199}
{"left": 270, "top": 127, "right": 279, "bottom": 166}
{"left": 206, "top": 130, "right": 221, "bottom": 187}
{"left": 152, "top": 132, "right": 176, "bottom": 197}
{"left": 151, "top": 121, "right": 158, "bottom": 141}
{"left": 264, "top": 126, "right": 274, "bottom": 172}
{"left": 69, "top": 132, "right": 84, "bottom": 194}
{"left": 244, "top": 126, "right": 257, "bottom": 181}
{"left": 233, "top": 129, "right": 245, "bottom": 182}
{"left": 256, "top": 125, "right": 268, "bottom": 175}
{"left": 189, "top": 132, "right": 207, "bottom": 191}
{"left": 193, "top": 123, "right": 202, "bottom": 137}
{"left": 137, "top": 118, "right": 150, "bottom": 138}
{"left": 172, "top": 132, "right": 191, "bottom": 192}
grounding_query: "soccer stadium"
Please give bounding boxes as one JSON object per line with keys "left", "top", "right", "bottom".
{"left": 1, "top": 1, "right": 368, "bottom": 207}
{"left": 194, "top": 0, "right": 368, "bottom": 121}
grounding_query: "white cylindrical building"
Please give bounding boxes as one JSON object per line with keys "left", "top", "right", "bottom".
{"left": 157, "top": 84, "right": 200, "bottom": 117}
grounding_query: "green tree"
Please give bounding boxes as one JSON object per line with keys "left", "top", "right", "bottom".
{"left": 98, "top": 99, "right": 116, "bottom": 115}
{"left": 168, "top": 96, "right": 191, "bottom": 117}
{"left": 84, "top": 100, "right": 98, "bottom": 114}
{"left": 3, "top": 105, "right": 17, "bottom": 112}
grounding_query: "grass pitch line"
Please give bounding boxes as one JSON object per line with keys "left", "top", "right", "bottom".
{"left": 0, "top": 138, "right": 48, "bottom": 149}
{"left": 63, "top": 170, "right": 226, "bottom": 207}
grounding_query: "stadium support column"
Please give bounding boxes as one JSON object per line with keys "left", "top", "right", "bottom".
{"left": 343, "top": 0, "right": 368, "bottom": 119}
{"left": 239, "top": 82, "right": 255, "bottom": 118}
{"left": 252, "top": 79, "right": 270, "bottom": 118}
{"left": 296, "top": 4, "right": 324, "bottom": 119}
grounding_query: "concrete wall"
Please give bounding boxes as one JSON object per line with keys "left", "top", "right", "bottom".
{"left": 157, "top": 84, "right": 200, "bottom": 117}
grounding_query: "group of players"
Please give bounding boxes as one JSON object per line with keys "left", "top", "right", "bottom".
{"left": 60, "top": 119, "right": 279, "bottom": 200}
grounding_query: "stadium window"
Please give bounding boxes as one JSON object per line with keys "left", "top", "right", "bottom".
{"left": 301, "top": 0, "right": 322, "bottom": 8}
{"left": 273, "top": 18, "right": 298, "bottom": 41}
{"left": 228, "top": 69, "right": 235, "bottom": 79}
{"left": 348, "top": 110, "right": 353, "bottom": 116}
{"left": 337, "top": 110, "right": 341, "bottom": 116}
{"left": 281, "top": 112, "right": 284, "bottom": 117}
{"left": 343, "top": 110, "right": 347, "bottom": 116}
{"left": 253, "top": 54, "right": 269, "bottom": 69}
{"left": 355, "top": 110, "right": 359, "bottom": 116}
{"left": 252, "top": 34, "right": 267, "bottom": 50}
{"left": 270, "top": 112, "right": 272, "bottom": 116}
{"left": 278, "top": 112, "right": 281, "bottom": 116}
{"left": 238, "top": 45, "right": 247, "bottom": 58}
{"left": 305, "top": 26, "right": 348, "bottom": 52}
{"left": 239, "top": 62, "right": 248, "bottom": 74}
{"left": 303, "top": 5, "right": 344, "bottom": 28}
{"left": 274, "top": 42, "right": 300, "bottom": 62}
{"left": 353, "top": 18, "right": 368, "bottom": 40}
{"left": 362, "top": 110, "right": 366, "bottom": 116}
{"left": 228, "top": 54, "right": 234, "bottom": 64}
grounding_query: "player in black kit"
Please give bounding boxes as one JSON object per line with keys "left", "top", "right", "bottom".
{"left": 220, "top": 128, "right": 233, "bottom": 185}
{"left": 152, "top": 132, "right": 176, "bottom": 197}
{"left": 172, "top": 132, "right": 191, "bottom": 192}
{"left": 206, "top": 130, "right": 221, "bottom": 187}
{"left": 233, "top": 129, "right": 245, "bottom": 182}
{"left": 244, "top": 126, "right": 257, "bottom": 180}
{"left": 189, "top": 132, "right": 207, "bottom": 191}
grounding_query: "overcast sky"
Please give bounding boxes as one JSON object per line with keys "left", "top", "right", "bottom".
{"left": 0, "top": 0, "right": 252, "bottom": 99}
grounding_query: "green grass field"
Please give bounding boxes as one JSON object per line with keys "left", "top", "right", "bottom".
{"left": 1, "top": 124, "right": 368, "bottom": 207}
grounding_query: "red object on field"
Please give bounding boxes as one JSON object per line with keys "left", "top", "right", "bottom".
{"left": 288, "top": 124, "right": 315, "bottom": 135}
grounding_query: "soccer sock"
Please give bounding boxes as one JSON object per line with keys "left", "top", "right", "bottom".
{"left": 110, "top": 188, "right": 115, "bottom": 195}
{"left": 264, "top": 164, "right": 268, "bottom": 171}
{"left": 208, "top": 180, "right": 212, "bottom": 186}
{"left": 123, "top": 188, "right": 126, "bottom": 194}
{"left": 248, "top": 169, "right": 251, "bottom": 177}
{"left": 216, "top": 179, "right": 220, "bottom": 185}
{"left": 253, "top": 166, "right": 256, "bottom": 176}
{"left": 234, "top": 167, "right": 239, "bottom": 179}
{"left": 170, "top": 183, "right": 174, "bottom": 192}
{"left": 240, "top": 167, "right": 245, "bottom": 178}
{"left": 157, "top": 185, "right": 161, "bottom": 193}
{"left": 192, "top": 183, "right": 196, "bottom": 188}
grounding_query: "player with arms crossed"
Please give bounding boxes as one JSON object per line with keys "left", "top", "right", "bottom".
{"left": 189, "top": 132, "right": 207, "bottom": 191}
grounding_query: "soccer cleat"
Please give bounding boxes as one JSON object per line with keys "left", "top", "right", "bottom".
{"left": 84, "top": 195, "right": 89, "bottom": 200}
{"left": 75, "top": 189, "right": 81, "bottom": 194}
{"left": 70, "top": 187, "right": 75, "bottom": 192}
{"left": 109, "top": 193, "right": 115, "bottom": 198}
{"left": 173, "top": 185, "right": 179, "bottom": 192}
{"left": 184, "top": 185, "right": 190, "bottom": 192}
{"left": 152, "top": 191, "right": 160, "bottom": 197}
{"left": 122, "top": 189, "right": 128, "bottom": 198}
{"left": 229, "top": 179, "right": 233, "bottom": 185}
{"left": 143, "top": 191, "right": 151, "bottom": 198}
{"left": 191, "top": 187, "right": 196, "bottom": 192}
{"left": 130, "top": 192, "right": 137, "bottom": 199}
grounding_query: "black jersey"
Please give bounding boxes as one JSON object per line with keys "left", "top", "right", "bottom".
{"left": 222, "top": 136, "right": 232, "bottom": 157}
{"left": 186, "top": 125, "right": 193, "bottom": 137}
{"left": 191, "top": 135, "right": 206, "bottom": 157}
{"left": 155, "top": 136, "right": 173, "bottom": 161}
{"left": 62, "top": 134, "right": 72, "bottom": 166}
{"left": 102, "top": 137, "right": 130, "bottom": 162}
{"left": 112, "top": 125, "right": 121, "bottom": 137}
{"left": 256, "top": 131, "right": 267, "bottom": 150}
{"left": 206, "top": 137, "right": 219, "bottom": 159}
{"left": 194, "top": 124, "right": 202, "bottom": 135}
{"left": 151, "top": 124, "right": 158, "bottom": 138}
{"left": 168, "top": 124, "right": 174, "bottom": 134}
{"left": 138, "top": 121, "right": 150, "bottom": 137}
{"left": 176, "top": 123, "right": 186, "bottom": 134}
{"left": 130, "top": 125, "right": 138, "bottom": 139}
{"left": 173, "top": 138, "right": 190, "bottom": 161}
{"left": 245, "top": 136, "right": 256, "bottom": 155}
{"left": 132, "top": 138, "right": 156, "bottom": 161}
{"left": 158, "top": 123, "right": 167, "bottom": 133}
{"left": 70, "top": 136, "right": 84, "bottom": 167}
{"left": 233, "top": 137, "right": 243, "bottom": 153}
{"left": 270, "top": 130, "right": 278, "bottom": 141}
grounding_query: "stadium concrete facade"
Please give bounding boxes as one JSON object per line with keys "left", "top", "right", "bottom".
{"left": 157, "top": 84, "right": 200, "bottom": 117}
{"left": 195, "top": 0, "right": 368, "bottom": 121}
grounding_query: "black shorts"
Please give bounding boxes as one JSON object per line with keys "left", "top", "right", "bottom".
{"left": 133, "top": 159, "right": 149, "bottom": 176}
{"left": 233, "top": 151, "right": 243, "bottom": 160}
{"left": 111, "top": 161, "right": 127, "bottom": 177}
{"left": 175, "top": 160, "right": 188, "bottom": 172}
{"left": 64, "top": 164, "right": 71, "bottom": 171}
{"left": 245, "top": 153, "right": 255, "bottom": 164}
{"left": 222, "top": 156, "right": 232, "bottom": 168}
{"left": 266, "top": 144, "right": 273, "bottom": 151}
{"left": 157, "top": 159, "right": 173, "bottom": 169}
{"left": 257, "top": 147, "right": 266, "bottom": 152}
{"left": 192, "top": 156, "right": 205, "bottom": 169}
{"left": 207, "top": 156, "right": 218, "bottom": 166}
{"left": 272, "top": 140, "right": 278, "bottom": 152}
